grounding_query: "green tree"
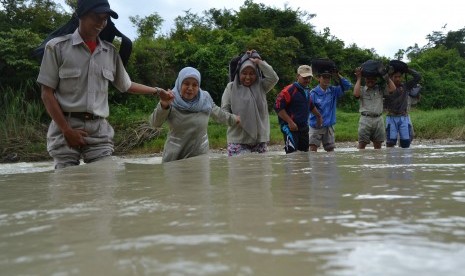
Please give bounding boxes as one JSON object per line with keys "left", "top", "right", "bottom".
{"left": 0, "top": 0, "right": 70, "bottom": 88}
{"left": 0, "top": 0, "right": 69, "bottom": 38}
{"left": 129, "top": 13, "right": 164, "bottom": 39}
{"left": 406, "top": 26, "right": 465, "bottom": 59}
{"left": 409, "top": 46, "right": 465, "bottom": 109}
{"left": 0, "top": 28, "right": 42, "bottom": 86}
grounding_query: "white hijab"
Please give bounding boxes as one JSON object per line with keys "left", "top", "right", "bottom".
{"left": 171, "top": 67, "right": 213, "bottom": 113}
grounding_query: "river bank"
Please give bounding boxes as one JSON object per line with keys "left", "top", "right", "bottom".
{"left": 120, "top": 138, "right": 465, "bottom": 159}
{"left": 2, "top": 138, "right": 463, "bottom": 164}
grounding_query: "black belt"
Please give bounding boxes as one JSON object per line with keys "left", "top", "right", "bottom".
{"left": 361, "top": 112, "right": 381, "bottom": 117}
{"left": 64, "top": 112, "right": 103, "bottom": 120}
{"left": 387, "top": 112, "right": 407, "bottom": 116}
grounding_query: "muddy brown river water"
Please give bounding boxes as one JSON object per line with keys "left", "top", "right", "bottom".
{"left": 1, "top": 144, "right": 464, "bottom": 275}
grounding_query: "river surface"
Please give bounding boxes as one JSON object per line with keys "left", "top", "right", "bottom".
{"left": 1, "top": 145, "right": 464, "bottom": 275}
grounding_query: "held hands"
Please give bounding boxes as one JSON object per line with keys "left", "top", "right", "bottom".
{"left": 154, "top": 87, "right": 174, "bottom": 109}
{"left": 159, "top": 89, "right": 175, "bottom": 109}
{"left": 157, "top": 87, "right": 175, "bottom": 102}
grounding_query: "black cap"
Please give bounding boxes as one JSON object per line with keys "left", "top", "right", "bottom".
{"left": 77, "top": 0, "right": 118, "bottom": 19}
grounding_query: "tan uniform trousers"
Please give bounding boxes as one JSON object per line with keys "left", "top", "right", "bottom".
{"left": 358, "top": 115, "right": 385, "bottom": 144}
{"left": 47, "top": 117, "right": 114, "bottom": 169}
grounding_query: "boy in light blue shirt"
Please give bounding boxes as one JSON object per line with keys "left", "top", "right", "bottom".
{"left": 309, "top": 69, "right": 352, "bottom": 152}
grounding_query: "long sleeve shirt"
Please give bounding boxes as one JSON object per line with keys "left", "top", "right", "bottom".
{"left": 274, "top": 82, "right": 314, "bottom": 128}
{"left": 149, "top": 100, "right": 237, "bottom": 163}
{"left": 309, "top": 77, "right": 352, "bottom": 128}
{"left": 384, "top": 69, "right": 422, "bottom": 115}
{"left": 221, "top": 61, "right": 279, "bottom": 144}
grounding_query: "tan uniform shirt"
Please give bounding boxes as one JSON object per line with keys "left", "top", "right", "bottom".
{"left": 358, "top": 85, "right": 386, "bottom": 115}
{"left": 37, "top": 29, "right": 132, "bottom": 118}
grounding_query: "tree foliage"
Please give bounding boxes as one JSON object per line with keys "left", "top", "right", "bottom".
{"left": 1, "top": 0, "right": 464, "bottom": 114}
{"left": 129, "top": 13, "right": 163, "bottom": 39}
{"left": 409, "top": 46, "right": 465, "bottom": 109}
{"left": 0, "top": 0, "right": 69, "bottom": 87}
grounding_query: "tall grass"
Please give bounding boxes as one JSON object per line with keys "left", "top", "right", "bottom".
{"left": 1, "top": 82, "right": 45, "bottom": 138}
{"left": 410, "top": 108, "right": 465, "bottom": 139}
{"left": 186, "top": 108, "right": 465, "bottom": 152}
{"left": 1, "top": 82, "right": 48, "bottom": 161}
{"left": 1, "top": 84, "right": 464, "bottom": 162}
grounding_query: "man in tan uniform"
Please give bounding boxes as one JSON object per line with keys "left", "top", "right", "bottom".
{"left": 37, "top": 0, "right": 173, "bottom": 169}
{"left": 353, "top": 62, "right": 396, "bottom": 149}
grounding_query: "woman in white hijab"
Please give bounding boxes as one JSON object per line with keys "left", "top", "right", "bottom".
{"left": 149, "top": 67, "right": 240, "bottom": 163}
{"left": 221, "top": 50, "right": 279, "bottom": 156}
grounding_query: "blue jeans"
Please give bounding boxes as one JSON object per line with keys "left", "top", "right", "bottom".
{"left": 385, "top": 115, "right": 413, "bottom": 148}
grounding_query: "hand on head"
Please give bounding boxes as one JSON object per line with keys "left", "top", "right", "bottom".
{"left": 246, "top": 49, "right": 262, "bottom": 63}
{"left": 355, "top": 67, "right": 362, "bottom": 78}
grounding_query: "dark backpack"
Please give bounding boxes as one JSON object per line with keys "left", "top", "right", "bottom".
{"left": 228, "top": 50, "right": 262, "bottom": 82}
{"left": 33, "top": 17, "right": 132, "bottom": 67}
{"left": 228, "top": 53, "right": 246, "bottom": 82}
{"left": 311, "top": 58, "right": 337, "bottom": 75}
{"left": 361, "top": 60, "right": 385, "bottom": 77}
{"left": 389, "top": 60, "right": 409, "bottom": 74}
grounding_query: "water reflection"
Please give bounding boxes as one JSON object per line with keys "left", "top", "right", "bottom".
{"left": 226, "top": 154, "right": 274, "bottom": 235}
{"left": 386, "top": 148, "right": 414, "bottom": 180}
{"left": 308, "top": 153, "right": 341, "bottom": 212}
{"left": 0, "top": 145, "right": 464, "bottom": 275}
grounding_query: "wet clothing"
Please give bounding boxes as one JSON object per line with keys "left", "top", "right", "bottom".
{"left": 150, "top": 67, "right": 237, "bottom": 163}
{"left": 275, "top": 82, "right": 314, "bottom": 128}
{"left": 226, "top": 142, "right": 268, "bottom": 156}
{"left": 221, "top": 61, "right": 278, "bottom": 153}
{"left": 37, "top": 29, "right": 132, "bottom": 118}
{"left": 309, "top": 125, "right": 335, "bottom": 151}
{"left": 384, "top": 69, "right": 421, "bottom": 115}
{"left": 358, "top": 116, "right": 385, "bottom": 144}
{"left": 356, "top": 85, "right": 387, "bottom": 144}
{"left": 47, "top": 117, "right": 114, "bottom": 169}
{"left": 150, "top": 95, "right": 237, "bottom": 163}
{"left": 37, "top": 29, "right": 132, "bottom": 168}
{"left": 386, "top": 116, "right": 413, "bottom": 148}
{"left": 281, "top": 125, "right": 310, "bottom": 153}
{"left": 308, "top": 78, "right": 352, "bottom": 128}
{"left": 384, "top": 69, "right": 421, "bottom": 147}
{"left": 308, "top": 77, "right": 351, "bottom": 151}
{"left": 275, "top": 82, "right": 314, "bottom": 153}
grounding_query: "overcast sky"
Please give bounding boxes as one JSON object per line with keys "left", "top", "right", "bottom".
{"left": 58, "top": 0, "right": 464, "bottom": 58}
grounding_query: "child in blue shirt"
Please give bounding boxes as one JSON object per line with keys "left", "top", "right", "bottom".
{"left": 309, "top": 70, "right": 352, "bottom": 152}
